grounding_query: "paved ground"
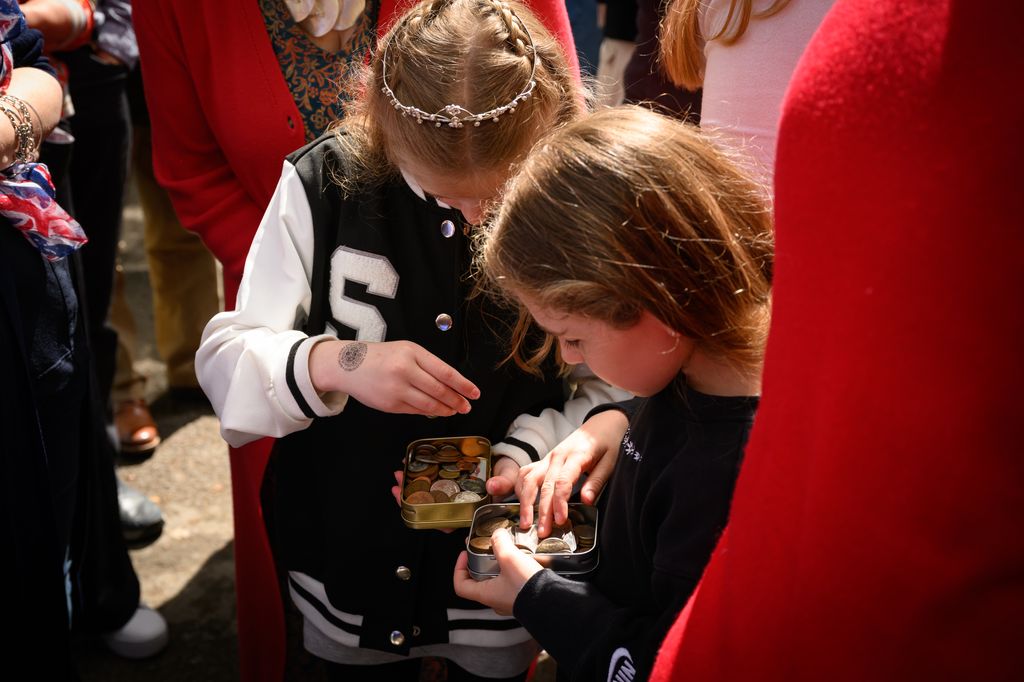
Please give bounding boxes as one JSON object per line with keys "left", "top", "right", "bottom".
{"left": 71, "top": 190, "right": 556, "bottom": 681}
{"left": 73, "top": 194, "right": 242, "bottom": 681}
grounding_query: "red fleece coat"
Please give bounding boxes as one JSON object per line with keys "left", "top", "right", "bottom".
{"left": 651, "top": 1, "right": 1024, "bottom": 681}
{"left": 133, "top": 3, "right": 576, "bottom": 681}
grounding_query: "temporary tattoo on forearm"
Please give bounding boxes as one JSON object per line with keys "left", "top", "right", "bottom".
{"left": 338, "top": 342, "right": 367, "bottom": 371}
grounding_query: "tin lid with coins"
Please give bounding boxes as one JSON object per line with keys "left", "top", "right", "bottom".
{"left": 401, "top": 437, "right": 492, "bottom": 529}
{"left": 465, "top": 502, "right": 599, "bottom": 580}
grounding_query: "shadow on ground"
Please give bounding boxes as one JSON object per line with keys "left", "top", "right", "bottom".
{"left": 75, "top": 540, "right": 238, "bottom": 681}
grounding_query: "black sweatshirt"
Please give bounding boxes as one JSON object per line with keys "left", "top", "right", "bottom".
{"left": 513, "top": 379, "right": 758, "bottom": 681}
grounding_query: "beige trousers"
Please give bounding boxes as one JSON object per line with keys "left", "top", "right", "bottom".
{"left": 109, "top": 125, "right": 220, "bottom": 400}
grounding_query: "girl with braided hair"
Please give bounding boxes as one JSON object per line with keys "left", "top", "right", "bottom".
{"left": 197, "top": 1, "right": 626, "bottom": 679}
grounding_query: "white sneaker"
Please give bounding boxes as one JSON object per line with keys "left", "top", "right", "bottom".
{"left": 102, "top": 603, "right": 169, "bottom": 659}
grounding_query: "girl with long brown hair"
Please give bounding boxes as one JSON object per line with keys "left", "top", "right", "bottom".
{"left": 455, "top": 105, "right": 773, "bottom": 681}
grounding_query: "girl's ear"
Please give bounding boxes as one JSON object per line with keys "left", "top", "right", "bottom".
{"left": 651, "top": 315, "right": 686, "bottom": 356}
{"left": 656, "top": 317, "right": 681, "bottom": 338}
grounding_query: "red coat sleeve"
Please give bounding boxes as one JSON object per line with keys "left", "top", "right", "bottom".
{"left": 134, "top": 1, "right": 277, "bottom": 295}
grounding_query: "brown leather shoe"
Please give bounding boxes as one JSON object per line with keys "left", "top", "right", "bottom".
{"left": 115, "top": 398, "right": 161, "bottom": 455}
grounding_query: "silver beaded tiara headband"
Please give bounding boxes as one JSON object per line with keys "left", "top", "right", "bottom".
{"left": 380, "top": 10, "right": 540, "bottom": 129}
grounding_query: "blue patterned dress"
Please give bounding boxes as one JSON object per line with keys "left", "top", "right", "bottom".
{"left": 260, "top": 0, "right": 380, "bottom": 141}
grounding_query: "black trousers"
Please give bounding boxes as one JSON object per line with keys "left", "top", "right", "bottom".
{"left": 60, "top": 47, "right": 132, "bottom": 408}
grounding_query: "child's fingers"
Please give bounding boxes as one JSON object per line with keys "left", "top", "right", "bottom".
{"left": 491, "top": 527, "right": 540, "bottom": 577}
{"left": 514, "top": 469, "right": 542, "bottom": 529}
{"left": 390, "top": 470, "right": 404, "bottom": 507}
{"left": 535, "top": 476, "right": 559, "bottom": 538}
{"left": 486, "top": 457, "right": 519, "bottom": 497}
{"left": 415, "top": 351, "right": 481, "bottom": 400}
{"left": 395, "top": 395, "right": 456, "bottom": 418}
{"left": 452, "top": 550, "right": 503, "bottom": 611}
{"left": 405, "top": 391, "right": 460, "bottom": 417}
{"left": 536, "top": 455, "right": 576, "bottom": 537}
{"left": 486, "top": 473, "right": 515, "bottom": 497}
{"left": 408, "top": 370, "right": 472, "bottom": 415}
{"left": 490, "top": 527, "right": 518, "bottom": 561}
{"left": 549, "top": 457, "right": 586, "bottom": 526}
{"left": 580, "top": 445, "right": 617, "bottom": 505}
{"left": 460, "top": 531, "right": 541, "bottom": 615}
{"left": 452, "top": 551, "right": 480, "bottom": 600}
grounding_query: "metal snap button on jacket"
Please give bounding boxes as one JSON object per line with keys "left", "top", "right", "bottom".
{"left": 390, "top": 630, "right": 405, "bottom": 646}
{"left": 395, "top": 565, "right": 412, "bottom": 581}
{"left": 435, "top": 313, "right": 453, "bottom": 331}
{"left": 441, "top": 220, "right": 456, "bottom": 238}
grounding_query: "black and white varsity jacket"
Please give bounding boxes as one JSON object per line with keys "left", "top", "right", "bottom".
{"left": 196, "top": 133, "right": 628, "bottom": 660}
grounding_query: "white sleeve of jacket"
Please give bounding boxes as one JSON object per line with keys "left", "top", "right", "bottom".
{"left": 491, "top": 365, "right": 632, "bottom": 468}
{"left": 195, "top": 161, "right": 348, "bottom": 447}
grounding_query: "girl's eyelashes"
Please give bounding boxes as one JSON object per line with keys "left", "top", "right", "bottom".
{"left": 562, "top": 338, "right": 581, "bottom": 349}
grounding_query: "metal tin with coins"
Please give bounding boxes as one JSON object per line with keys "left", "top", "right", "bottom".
{"left": 465, "top": 502, "right": 600, "bottom": 580}
{"left": 401, "top": 437, "right": 493, "bottom": 529}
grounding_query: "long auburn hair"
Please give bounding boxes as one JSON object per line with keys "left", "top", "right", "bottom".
{"left": 660, "top": 0, "right": 791, "bottom": 91}
{"left": 478, "top": 105, "right": 774, "bottom": 378}
{"left": 331, "top": 0, "right": 580, "bottom": 195}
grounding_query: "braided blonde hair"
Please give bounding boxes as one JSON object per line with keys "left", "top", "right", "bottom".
{"left": 333, "top": 0, "right": 580, "bottom": 193}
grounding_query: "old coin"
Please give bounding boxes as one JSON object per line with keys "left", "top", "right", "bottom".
{"left": 574, "top": 524, "right": 595, "bottom": 541}
{"left": 535, "top": 537, "right": 571, "bottom": 554}
{"left": 436, "top": 446, "right": 461, "bottom": 462}
{"left": 458, "top": 477, "right": 486, "bottom": 495}
{"left": 469, "top": 536, "right": 493, "bottom": 553}
{"left": 452, "top": 491, "right": 482, "bottom": 503}
{"left": 430, "top": 479, "right": 460, "bottom": 498}
{"left": 460, "top": 437, "right": 489, "bottom": 456}
{"left": 438, "top": 469, "right": 461, "bottom": 480}
{"left": 404, "top": 479, "right": 430, "bottom": 497}
{"left": 430, "top": 490, "right": 451, "bottom": 503}
{"left": 551, "top": 520, "right": 574, "bottom": 536}
{"left": 405, "top": 490, "right": 436, "bottom": 505}
{"left": 476, "top": 516, "right": 511, "bottom": 536}
{"left": 407, "top": 459, "right": 433, "bottom": 474}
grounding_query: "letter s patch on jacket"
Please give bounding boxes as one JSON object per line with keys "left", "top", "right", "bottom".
{"left": 329, "top": 246, "right": 399, "bottom": 342}
{"left": 607, "top": 647, "right": 637, "bottom": 682}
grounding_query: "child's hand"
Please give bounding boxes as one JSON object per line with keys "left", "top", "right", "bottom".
{"left": 484, "top": 455, "right": 520, "bottom": 498}
{"left": 310, "top": 339, "right": 480, "bottom": 417}
{"left": 453, "top": 528, "right": 544, "bottom": 615}
{"left": 390, "top": 470, "right": 404, "bottom": 507}
{"left": 516, "top": 409, "right": 628, "bottom": 537}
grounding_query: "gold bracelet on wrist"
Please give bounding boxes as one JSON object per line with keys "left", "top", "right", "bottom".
{"left": 0, "top": 104, "right": 35, "bottom": 165}
{"left": 0, "top": 94, "right": 39, "bottom": 164}
{"left": 19, "top": 97, "right": 43, "bottom": 149}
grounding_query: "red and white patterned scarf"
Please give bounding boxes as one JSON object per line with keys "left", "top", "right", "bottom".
{"left": 0, "top": 2, "right": 86, "bottom": 261}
